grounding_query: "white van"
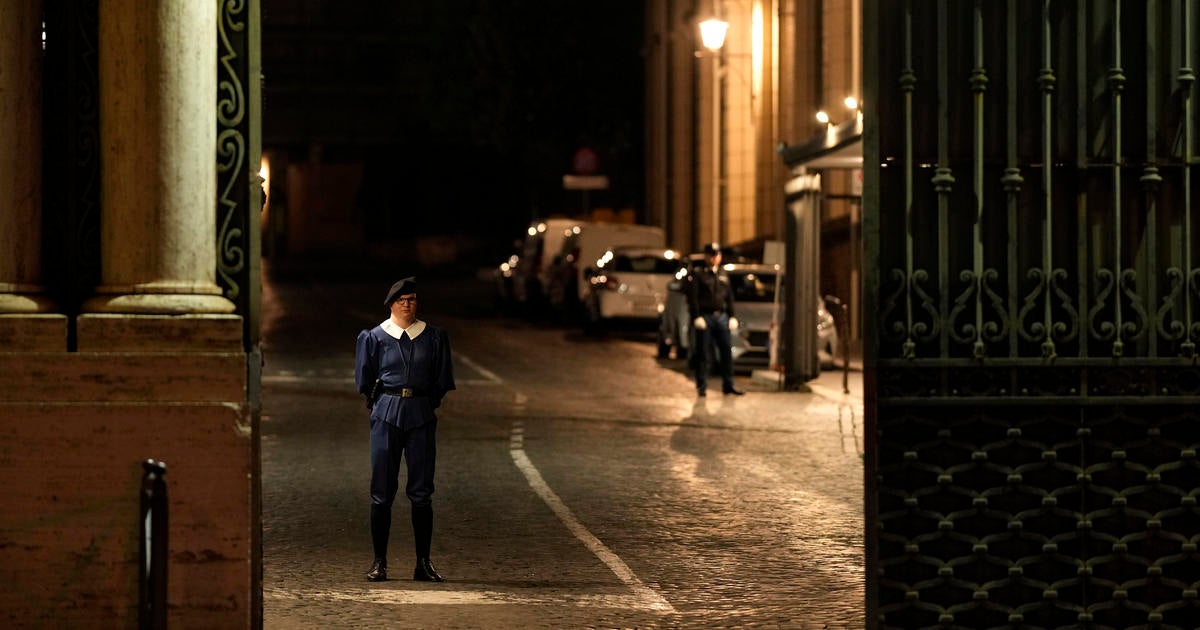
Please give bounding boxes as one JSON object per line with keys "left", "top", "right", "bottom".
{"left": 509, "top": 217, "right": 588, "bottom": 308}
{"left": 546, "top": 222, "right": 666, "bottom": 314}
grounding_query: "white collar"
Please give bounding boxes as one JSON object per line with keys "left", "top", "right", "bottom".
{"left": 380, "top": 318, "right": 426, "bottom": 340}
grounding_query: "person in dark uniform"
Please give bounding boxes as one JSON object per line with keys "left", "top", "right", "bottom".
{"left": 354, "top": 277, "right": 456, "bottom": 582}
{"left": 687, "top": 243, "right": 744, "bottom": 397}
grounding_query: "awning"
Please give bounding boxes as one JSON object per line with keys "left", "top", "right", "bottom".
{"left": 777, "top": 115, "right": 862, "bottom": 170}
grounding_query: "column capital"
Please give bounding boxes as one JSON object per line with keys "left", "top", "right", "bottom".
{"left": 0, "top": 293, "right": 57, "bottom": 314}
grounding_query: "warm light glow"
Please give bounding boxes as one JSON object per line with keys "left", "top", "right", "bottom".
{"left": 258, "top": 156, "right": 271, "bottom": 209}
{"left": 664, "top": 249, "right": 677, "bottom": 260}
{"left": 844, "top": 96, "right": 859, "bottom": 110}
{"left": 699, "top": 18, "right": 729, "bottom": 51}
{"left": 527, "top": 226, "right": 538, "bottom": 236}
{"left": 816, "top": 110, "right": 830, "bottom": 124}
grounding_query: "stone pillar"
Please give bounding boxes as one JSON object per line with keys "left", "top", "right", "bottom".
{"left": 86, "top": 1, "right": 234, "bottom": 314}
{"left": 0, "top": 0, "right": 52, "bottom": 314}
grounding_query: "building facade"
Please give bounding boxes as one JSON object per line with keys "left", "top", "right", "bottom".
{"left": 644, "top": 0, "right": 866, "bottom": 374}
{"left": 0, "top": 1, "right": 262, "bottom": 626}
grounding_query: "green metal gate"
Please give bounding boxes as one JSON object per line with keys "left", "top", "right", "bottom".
{"left": 864, "top": 1, "right": 1200, "bottom": 627}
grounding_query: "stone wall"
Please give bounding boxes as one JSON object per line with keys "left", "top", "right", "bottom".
{"left": 0, "top": 315, "right": 252, "bottom": 627}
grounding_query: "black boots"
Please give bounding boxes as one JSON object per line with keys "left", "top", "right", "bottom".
{"left": 414, "top": 557, "right": 443, "bottom": 582}
{"left": 367, "top": 504, "right": 391, "bottom": 581}
{"left": 366, "top": 558, "right": 387, "bottom": 582}
{"left": 411, "top": 504, "right": 444, "bottom": 582}
{"left": 369, "top": 503, "right": 444, "bottom": 582}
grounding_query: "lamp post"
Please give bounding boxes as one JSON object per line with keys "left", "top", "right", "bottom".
{"left": 698, "top": 18, "right": 728, "bottom": 246}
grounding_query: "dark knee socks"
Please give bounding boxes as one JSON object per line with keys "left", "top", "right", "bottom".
{"left": 370, "top": 504, "right": 391, "bottom": 561}
{"left": 412, "top": 503, "right": 433, "bottom": 559}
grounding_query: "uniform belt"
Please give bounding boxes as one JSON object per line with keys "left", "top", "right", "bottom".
{"left": 380, "top": 387, "right": 431, "bottom": 398}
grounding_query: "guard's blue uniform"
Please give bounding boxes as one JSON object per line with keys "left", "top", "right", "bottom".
{"left": 355, "top": 321, "right": 455, "bottom": 508}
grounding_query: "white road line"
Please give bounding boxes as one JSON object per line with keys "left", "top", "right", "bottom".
{"left": 456, "top": 352, "right": 504, "bottom": 384}
{"left": 509, "top": 425, "right": 675, "bottom": 614}
{"left": 264, "top": 585, "right": 663, "bottom": 609}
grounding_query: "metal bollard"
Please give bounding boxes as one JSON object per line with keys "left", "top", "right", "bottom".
{"left": 823, "top": 295, "right": 851, "bottom": 394}
{"left": 139, "top": 459, "right": 168, "bottom": 630}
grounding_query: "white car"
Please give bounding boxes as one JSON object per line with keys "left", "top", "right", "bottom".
{"left": 656, "top": 261, "right": 838, "bottom": 368}
{"left": 546, "top": 222, "right": 666, "bottom": 318}
{"left": 582, "top": 247, "right": 683, "bottom": 328}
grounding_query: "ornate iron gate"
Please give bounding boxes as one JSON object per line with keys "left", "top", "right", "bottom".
{"left": 864, "top": 1, "right": 1200, "bottom": 627}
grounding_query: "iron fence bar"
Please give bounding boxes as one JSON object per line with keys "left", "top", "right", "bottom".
{"left": 1039, "top": 0, "right": 1057, "bottom": 360}
{"left": 1004, "top": 1, "right": 1022, "bottom": 362}
{"left": 901, "top": 0, "right": 917, "bottom": 360}
{"left": 1183, "top": 0, "right": 1197, "bottom": 358}
{"left": 1111, "top": 0, "right": 1127, "bottom": 357}
{"left": 1075, "top": 1, "right": 1091, "bottom": 366}
{"left": 1158, "top": 0, "right": 1194, "bottom": 359}
{"left": 1145, "top": 1, "right": 1162, "bottom": 360}
{"left": 934, "top": 0, "right": 953, "bottom": 365}
{"left": 970, "top": 1, "right": 986, "bottom": 359}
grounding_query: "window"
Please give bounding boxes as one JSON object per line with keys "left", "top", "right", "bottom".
{"left": 729, "top": 272, "right": 777, "bottom": 302}
{"left": 615, "top": 255, "right": 680, "bottom": 274}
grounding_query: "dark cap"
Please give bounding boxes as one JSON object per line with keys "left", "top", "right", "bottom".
{"left": 703, "top": 242, "right": 722, "bottom": 256}
{"left": 383, "top": 277, "right": 417, "bottom": 307}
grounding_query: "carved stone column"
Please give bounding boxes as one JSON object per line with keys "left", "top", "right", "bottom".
{"left": 0, "top": 0, "right": 53, "bottom": 315}
{"left": 85, "top": 1, "right": 234, "bottom": 314}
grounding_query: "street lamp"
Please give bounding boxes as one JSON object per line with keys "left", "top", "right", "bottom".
{"left": 699, "top": 18, "right": 728, "bottom": 51}
{"left": 698, "top": 17, "right": 729, "bottom": 245}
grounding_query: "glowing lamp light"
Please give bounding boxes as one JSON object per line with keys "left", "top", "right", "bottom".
{"left": 844, "top": 96, "right": 859, "bottom": 110}
{"left": 815, "top": 110, "right": 830, "bottom": 124}
{"left": 699, "top": 18, "right": 729, "bottom": 52}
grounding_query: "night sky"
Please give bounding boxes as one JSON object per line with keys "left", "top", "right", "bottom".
{"left": 263, "top": 1, "right": 646, "bottom": 250}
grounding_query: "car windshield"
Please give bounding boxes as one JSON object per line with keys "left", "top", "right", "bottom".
{"left": 614, "top": 255, "right": 680, "bottom": 274}
{"left": 728, "top": 271, "right": 777, "bottom": 302}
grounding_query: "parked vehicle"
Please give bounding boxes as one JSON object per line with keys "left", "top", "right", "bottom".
{"left": 582, "top": 247, "right": 682, "bottom": 329}
{"left": 656, "top": 262, "right": 838, "bottom": 368}
{"left": 492, "top": 244, "right": 522, "bottom": 310}
{"left": 499, "top": 218, "right": 587, "bottom": 312}
{"left": 546, "top": 222, "right": 666, "bottom": 318}
{"left": 655, "top": 254, "right": 707, "bottom": 359}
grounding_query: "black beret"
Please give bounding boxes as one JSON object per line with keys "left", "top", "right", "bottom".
{"left": 384, "top": 277, "right": 417, "bottom": 307}
{"left": 703, "top": 242, "right": 722, "bottom": 256}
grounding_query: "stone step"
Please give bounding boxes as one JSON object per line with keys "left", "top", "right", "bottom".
{"left": 0, "top": 352, "right": 247, "bottom": 402}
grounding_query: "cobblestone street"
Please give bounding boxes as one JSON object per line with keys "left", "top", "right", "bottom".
{"left": 260, "top": 269, "right": 865, "bottom": 628}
